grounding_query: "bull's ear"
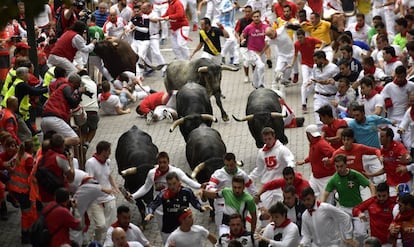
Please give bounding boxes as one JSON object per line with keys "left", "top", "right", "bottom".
{"left": 112, "top": 42, "right": 119, "bottom": 46}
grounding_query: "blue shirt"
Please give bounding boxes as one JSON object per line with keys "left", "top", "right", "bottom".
{"left": 94, "top": 10, "right": 109, "bottom": 28}
{"left": 348, "top": 115, "right": 393, "bottom": 148}
{"left": 219, "top": 0, "right": 236, "bottom": 28}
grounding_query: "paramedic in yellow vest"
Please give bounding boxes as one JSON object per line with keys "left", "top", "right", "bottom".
{"left": 40, "top": 66, "right": 57, "bottom": 103}
{"left": 1, "top": 57, "right": 29, "bottom": 99}
{"left": 2, "top": 67, "right": 48, "bottom": 134}
{"left": 190, "top": 17, "right": 229, "bottom": 65}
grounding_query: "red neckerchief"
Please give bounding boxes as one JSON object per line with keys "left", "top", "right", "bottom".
{"left": 262, "top": 140, "right": 276, "bottom": 152}
{"left": 276, "top": 218, "right": 292, "bottom": 228}
{"left": 355, "top": 23, "right": 364, "bottom": 32}
{"left": 308, "top": 201, "right": 321, "bottom": 216}
{"left": 108, "top": 16, "right": 118, "bottom": 25}
{"left": 401, "top": 31, "right": 407, "bottom": 37}
{"left": 93, "top": 153, "right": 106, "bottom": 165}
{"left": 154, "top": 166, "right": 169, "bottom": 182}
{"left": 111, "top": 221, "right": 130, "bottom": 232}
{"left": 163, "top": 185, "right": 181, "bottom": 200}
{"left": 387, "top": 56, "right": 399, "bottom": 64}
{"left": 395, "top": 208, "right": 414, "bottom": 223}
{"left": 364, "top": 90, "right": 377, "bottom": 100}
{"left": 393, "top": 78, "right": 408, "bottom": 87}
{"left": 410, "top": 107, "right": 414, "bottom": 121}
{"left": 100, "top": 92, "right": 111, "bottom": 101}
{"left": 364, "top": 66, "right": 376, "bottom": 75}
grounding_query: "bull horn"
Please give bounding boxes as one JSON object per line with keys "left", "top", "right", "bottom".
{"left": 197, "top": 66, "right": 208, "bottom": 73}
{"left": 191, "top": 162, "right": 206, "bottom": 179}
{"left": 232, "top": 114, "right": 254, "bottom": 122}
{"left": 200, "top": 114, "right": 217, "bottom": 123}
{"left": 271, "top": 112, "right": 288, "bottom": 118}
{"left": 237, "top": 160, "right": 244, "bottom": 167}
{"left": 120, "top": 167, "right": 138, "bottom": 177}
{"left": 169, "top": 117, "right": 185, "bottom": 132}
{"left": 221, "top": 64, "right": 240, "bottom": 71}
{"left": 112, "top": 42, "right": 118, "bottom": 46}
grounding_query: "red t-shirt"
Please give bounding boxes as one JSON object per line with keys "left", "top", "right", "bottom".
{"left": 273, "top": 1, "right": 298, "bottom": 19}
{"left": 262, "top": 173, "right": 310, "bottom": 199}
{"left": 294, "top": 37, "right": 321, "bottom": 67}
{"left": 307, "top": 0, "right": 323, "bottom": 14}
{"left": 139, "top": 92, "right": 168, "bottom": 115}
{"left": 332, "top": 144, "right": 381, "bottom": 174}
{"left": 381, "top": 141, "right": 411, "bottom": 186}
{"left": 304, "top": 137, "right": 336, "bottom": 178}
{"left": 353, "top": 196, "right": 396, "bottom": 244}
{"left": 322, "top": 119, "right": 348, "bottom": 149}
{"left": 44, "top": 202, "right": 80, "bottom": 247}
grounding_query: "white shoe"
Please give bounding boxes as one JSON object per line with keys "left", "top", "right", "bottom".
{"left": 146, "top": 111, "right": 154, "bottom": 125}
{"left": 164, "top": 110, "right": 173, "bottom": 122}
{"left": 244, "top": 77, "right": 249, "bottom": 83}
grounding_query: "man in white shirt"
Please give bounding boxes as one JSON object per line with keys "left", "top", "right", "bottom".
{"left": 346, "top": 13, "right": 371, "bottom": 43}
{"left": 112, "top": 227, "right": 143, "bottom": 247}
{"left": 110, "top": 0, "right": 133, "bottom": 22}
{"left": 300, "top": 187, "right": 356, "bottom": 247}
{"left": 34, "top": 3, "right": 53, "bottom": 31}
{"left": 359, "top": 76, "right": 385, "bottom": 116}
{"left": 309, "top": 50, "right": 340, "bottom": 127}
{"left": 165, "top": 207, "right": 217, "bottom": 247}
{"left": 99, "top": 81, "right": 131, "bottom": 115}
{"left": 104, "top": 205, "right": 151, "bottom": 247}
{"left": 86, "top": 141, "right": 120, "bottom": 243}
{"left": 250, "top": 127, "right": 295, "bottom": 209}
{"left": 103, "top": 9, "right": 127, "bottom": 39}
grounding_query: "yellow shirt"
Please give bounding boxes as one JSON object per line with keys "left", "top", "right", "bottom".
{"left": 356, "top": 0, "right": 371, "bottom": 14}
{"left": 301, "top": 20, "right": 331, "bottom": 45}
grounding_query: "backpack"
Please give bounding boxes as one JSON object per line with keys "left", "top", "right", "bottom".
{"left": 35, "top": 156, "right": 65, "bottom": 195}
{"left": 30, "top": 204, "right": 60, "bottom": 247}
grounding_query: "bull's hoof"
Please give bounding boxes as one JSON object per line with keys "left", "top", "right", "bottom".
{"left": 222, "top": 115, "right": 229, "bottom": 122}
{"left": 296, "top": 117, "right": 305, "bottom": 127}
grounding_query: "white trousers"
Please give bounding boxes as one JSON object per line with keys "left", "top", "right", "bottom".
{"left": 221, "top": 27, "right": 239, "bottom": 64}
{"left": 181, "top": 0, "right": 198, "bottom": 24}
{"left": 87, "top": 199, "right": 117, "bottom": 243}
{"left": 201, "top": 51, "right": 222, "bottom": 65}
{"left": 153, "top": 3, "right": 169, "bottom": 40}
{"left": 170, "top": 27, "right": 190, "bottom": 60}
{"left": 48, "top": 54, "right": 78, "bottom": 75}
{"left": 245, "top": 50, "right": 265, "bottom": 88}
{"left": 314, "top": 94, "right": 336, "bottom": 127}
{"left": 131, "top": 39, "right": 151, "bottom": 78}
{"left": 150, "top": 35, "right": 166, "bottom": 67}
{"left": 309, "top": 174, "right": 331, "bottom": 199}
{"left": 301, "top": 64, "right": 314, "bottom": 105}
{"left": 274, "top": 54, "right": 293, "bottom": 80}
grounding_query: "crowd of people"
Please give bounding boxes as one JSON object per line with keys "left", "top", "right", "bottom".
{"left": 1, "top": 0, "right": 414, "bottom": 246}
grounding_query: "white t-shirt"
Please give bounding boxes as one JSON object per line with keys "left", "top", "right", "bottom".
{"left": 34, "top": 4, "right": 51, "bottom": 27}
{"left": 85, "top": 157, "right": 115, "bottom": 203}
{"left": 80, "top": 75, "right": 99, "bottom": 112}
{"left": 104, "top": 223, "right": 149, "bottom": 247}
{"left": 100, "top": 94, "right": 122, "bottom": 115}
{"left": 363, "top": 93, "right": 385, "bottom": 117}
{"left": 165, "top": 225, "right": 209, "bottom": 247}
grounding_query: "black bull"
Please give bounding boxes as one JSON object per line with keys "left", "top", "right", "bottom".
{"left": 116, "top": 125, "right": 158, "bottom": 219}
{"left": 94, "top": 39, "right": 163, "bottom": 79}
{"left": 164, "top": 58, "right": 239, "bottom": 122}
{"left": 170, "top": 82, "right": 216, "bottom": 142}
{"left": 233, "top": 88, "right": 288, "bottom": 148}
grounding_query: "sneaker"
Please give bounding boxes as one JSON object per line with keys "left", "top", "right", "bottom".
{"left": 293, "top": 73, "right": 299, "bottom": 83}
{"left": 302, "top": 104, "right": 308, "bottom": 113}
{"left": 164, "top": 110, "right": 173, "bottom": 122}
{"left": 192, "top": 23, "right": 198, "bottom": 31}
{"left": 266, "top": 59, "right": 272, "bottom": 68}
{"left": 160, "top": 39, "right": 165, "bottom": 45}
{"left": 244, "top": 77, "right": 249, "bottom": 83}
{"left": 146, "top": 111, "right": 154, "bottom": 125}
{"left": 229, "top": 57, "right": 234, "bottom": 64}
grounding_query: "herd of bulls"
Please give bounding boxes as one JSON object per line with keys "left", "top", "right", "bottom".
{"left": 96, "top": 39, "right": 289, "bottom": 220}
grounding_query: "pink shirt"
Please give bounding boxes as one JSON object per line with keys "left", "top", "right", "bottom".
{"left": 242, "top": 22, "right": 268, "bottom": 52}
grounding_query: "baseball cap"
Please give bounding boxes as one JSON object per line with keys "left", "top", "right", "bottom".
{"left": 305, "top": 124, "right": 321, "bottom": 137}
{"left": 15, "top": 42, "right": 30, "bottom": 49}
{"left": 397, "top": 183, "right": 410, "bottom": 197}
